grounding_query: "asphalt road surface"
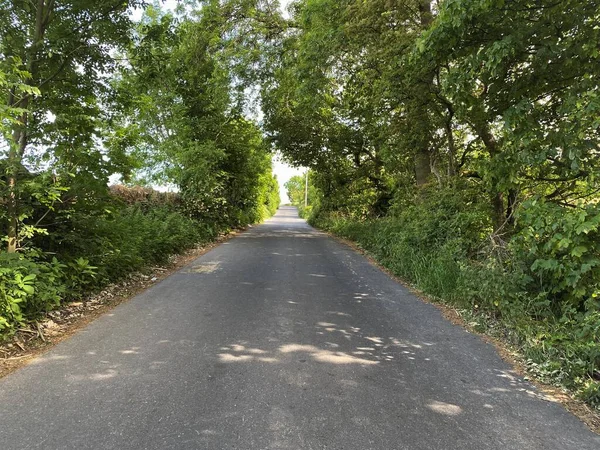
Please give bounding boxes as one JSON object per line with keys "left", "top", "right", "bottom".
{"left": 1, "top": 206, "right": 599, "bottom": 450}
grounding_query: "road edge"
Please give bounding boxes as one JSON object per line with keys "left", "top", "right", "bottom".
{"left": 0, "top": 229, "right": 242, "bottom": 380}
{"left": 322, "top": 229, "right": 600, "bottom": 435}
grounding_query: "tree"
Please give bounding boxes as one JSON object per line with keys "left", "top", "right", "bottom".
{"left": 110, "top": 3, "right": 280, "bottom": 226}
{"left": 265, "top": 0, "right": 600, "bottom": 230}
{"left": 262, "top": 0, "right": 395, "bottom": 216}
{"left": 285, "top": 175, "right": 305, "bottom": 207}
{"left": 0, "top": 0, "right": 144, "bottom": 252}
{"left": 418, "top": 0, "right": 600, "bottom": 229}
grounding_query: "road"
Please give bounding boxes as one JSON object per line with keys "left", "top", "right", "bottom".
{"left": 0, "top": 206, "right": 598, "bottom": 449}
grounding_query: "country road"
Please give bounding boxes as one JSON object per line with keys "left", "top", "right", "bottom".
{"left": 0, "top": 206, "right": 598, "bottom": 450}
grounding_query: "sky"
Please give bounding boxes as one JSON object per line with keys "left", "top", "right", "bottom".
{"left": 130, "top": 0, "right": 302, "bottom": 203}
{"left": 273, "top": 153, "right": 305, "bottom": 204}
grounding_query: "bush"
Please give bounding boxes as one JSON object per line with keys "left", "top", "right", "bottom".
{"left": 0, "top": 253, "right": 65, "bottom": 332}
{"left": 60, "top": 205, "right": 214, "bottom": 285}
{"left": 512, "top": 199, "right": 600, "bottom": 314}
{"left": 109, "top": 185, "right": 181, "bottom": 207}
{"left": 312, "top": 186, "right": 490, "bottom": 300}
{"left": 1, "top": 172, "right": 281, "bottom": 339}
{"left": 0, "top": 202, "right": 216, "bottom": 337}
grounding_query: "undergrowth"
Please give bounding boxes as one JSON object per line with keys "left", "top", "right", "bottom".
{"left": 0, "top": 204, "right": 218, "bottom": 337}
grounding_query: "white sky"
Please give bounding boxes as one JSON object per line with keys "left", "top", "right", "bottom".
{"left": 273, "top": 153, "right": 304, "bottom": 204}
{"left": 280, "top": 0, "right": 293, "bottom": 18}
{"left": 130, "top": 0, "right": 302, "bottom": 203}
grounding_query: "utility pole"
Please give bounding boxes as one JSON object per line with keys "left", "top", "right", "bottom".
{"left": 304, "top": 170, "right": 308, "bottom": 208}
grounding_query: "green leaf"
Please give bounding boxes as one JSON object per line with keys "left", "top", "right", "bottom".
{"left": 22, "top": 285, "right": 35, "bottom": 295}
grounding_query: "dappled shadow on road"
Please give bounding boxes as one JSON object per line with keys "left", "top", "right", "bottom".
{"left": 204, "top": 304, "right": 561, "bottom": 423}
{"left": 214, "top": 311, "right": 436, "bottom": 368}
{"left": 24, "top": 288, "right": 561, "bottom": 433}
{"left": 427, "top": 400, "right": 463, "bottom": 416}
{"left": 269, "top": 252, "right": 324, "bottom": 257}
{"left": 217, "top": 342, "right": 380, "bottom": 366}
{"left": 215, "top": 335, "right": 429, "bottom": 368}
{"left": 29, "top": 311, "right": 434, "bottom": 383}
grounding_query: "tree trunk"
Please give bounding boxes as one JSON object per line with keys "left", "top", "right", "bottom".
{"left": 474, "top": 122, "right": 508, "bottom": 232}
{"left": 505, "top": 189, "right": 517, "bottom": 228}
{"left": 418, "top": 0, "right": 433, "bottom": 27}
{"left": 491, "top": 191, "right": 505, "bottom": 233}
{"left": 414, "top": 0, "right": 433, "bottom": 188}
{"left": 415, "top": 150, "right": 431, "bottom": 187}
{"left": 445, "top": 117, "right": 457, "bottom": 177}
{"left": 5, "top": 0, "right": 49, "bottom": 252}
{"left": 7, "top": 158, "right": 18, "bottom": 253}
{"left": 6, "top": 114, "right": 28, "bottom": 253}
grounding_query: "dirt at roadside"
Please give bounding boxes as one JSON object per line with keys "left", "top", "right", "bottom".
{"left": 0, "top": 230, "right": 240, "bottom": 379}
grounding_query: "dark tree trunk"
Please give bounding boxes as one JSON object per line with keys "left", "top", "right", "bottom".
{"left": 415, "top": 150, "right": 431, "bottom": 187}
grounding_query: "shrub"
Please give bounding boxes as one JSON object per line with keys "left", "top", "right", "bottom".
{"left": 62, "top": 205, "right": 214, "bottom": 284}
{"left": 0, "top": 202, "right": 216, "bottom": 336}
{"left": 511, "top": 199, "right": 600, "bottom": 314}
{"left": 0, "top": 253, "right": 65, "bottom": 332}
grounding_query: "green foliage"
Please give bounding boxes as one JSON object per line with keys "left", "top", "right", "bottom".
{"left": 0, "top": 56, "right": 40, "bottom": 127}
{"left": 57, "top": 204, "right": 212, "bottom": 284}
{"left": 285, "top": 175, "right": 306, "bottom": 208}
{"left": 0, "top": 253, "right": 64, "bottom": 331}
{"left": 65, "top": 258, "right": 98, "bottom": 299}
{"left": 513, "top": 200, "right": 600, "bottom": 314}
{"left": 258, "top": 169, "right": 281, "bottom": 220}
{"left": 262, "top": 0, "right": 396, "bottom": 217}
{"left": 0, "top": 199, "right": 217, "bottom": 336}
{"left": 111, "top": 7, "right": 279, "bottom": 228}
{"left": 0, "top": 1, "right": 145, "bottom": 253}
{"left": 0, "top": 168, "right": 69, "bottom": 247}
{"left": 312, "top": 185, "right": 491, "bottom": 300}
